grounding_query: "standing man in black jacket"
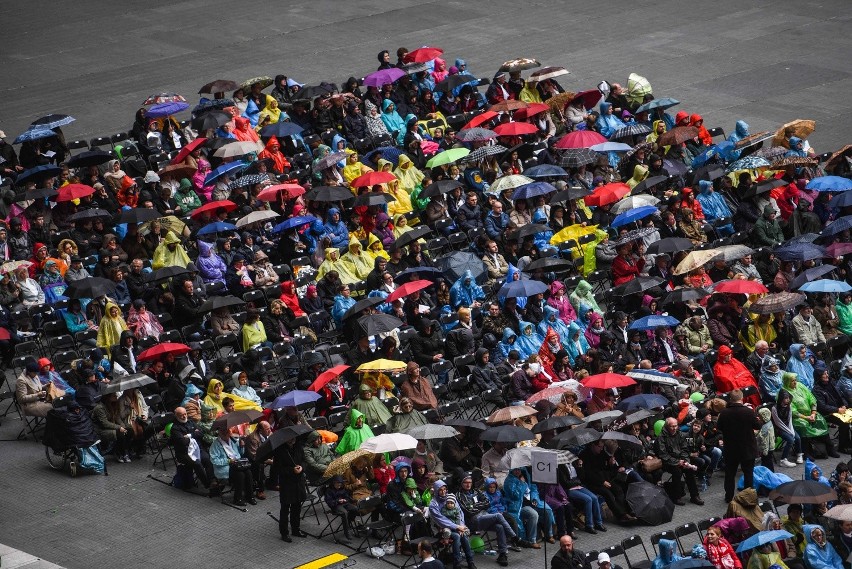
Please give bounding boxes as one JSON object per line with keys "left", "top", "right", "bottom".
{"left": 716, "top": 389, "right": 762, "bottom": 502}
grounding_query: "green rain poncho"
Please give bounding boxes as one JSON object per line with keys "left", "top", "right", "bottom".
{"left": 351, "top": 384, "right": 393, "bottom": 427}
{"left": 782, "top": 372, "right": 828, "bottom": 438}
{"left": 335, "top": 408, "right": 375, "bottom": 455}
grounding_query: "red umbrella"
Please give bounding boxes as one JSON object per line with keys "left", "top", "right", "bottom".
{"left": 494, "top": 122, "right": 538, "bottom": 137}
{"left": 584, "top": 182, "right": 631, "bottom": 206}
{"left": 169, "top": 137, "right": 207, "bottom": 165}
{"left": 513, "top": 103, "right": 550, "bottom": 121}
{"left": 826, "top": 242, "right": 852, "bottom": 258}
{"left": 386, "top": 279, "right": 432, "bottom": 303}
{"left": 463, "top": 111, "right": 498, "bottom": 130}
{"left": 554, "top": 130, "right": 607, "bottom": 149}
{"left": 0, "top": 327, "right": 10, "bottom": 340}
{"left": 568, "top": 90, "right": 603, "bottom": 110}
{"left": 55, "top": 183, "right": 96, "bottom": 202}
{"left": 137, "top": 342, "right": 191, "bottom": 362}
{"left": 714, "top": 280, "right": 769, "bottom": 295}
{"left": 582, "top": 373, "right": 636, "bottom": 389}
{"left": 257, "top": 184, "right": 306, "bottom": 201}
{"left": 403, "top": 46, "right": 444, "bottom": 63}
{"left": 308, "top": 365, "right": 351, "bottom": 392}
{"left": 351, "top": 171, "right": 397, "bottom": 188}
{"left": 190, "top": 200, "right": 238, "bottom": 219}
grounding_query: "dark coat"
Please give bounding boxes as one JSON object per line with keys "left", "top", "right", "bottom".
{"left": 276, "top": 442, "right": 308, "bottom": 504}
{"left": 716, "top": 402, "right": 761, "bottom": 460}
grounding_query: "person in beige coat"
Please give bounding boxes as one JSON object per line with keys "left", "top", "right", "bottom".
{"left": 16, "top": 361, "right": 53, "bottom": 418}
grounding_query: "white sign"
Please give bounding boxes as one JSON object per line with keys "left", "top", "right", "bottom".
{"left": 530, "top": 449, "right": 558, "bottom": 484}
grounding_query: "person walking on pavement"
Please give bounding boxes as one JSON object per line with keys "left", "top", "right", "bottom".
{"left": 716, "top": 389, "right": 762, "bottom": 502}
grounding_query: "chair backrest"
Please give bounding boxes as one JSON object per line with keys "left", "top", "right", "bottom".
{"left": 707, "top": 127, "right": 725, "bottom": 139}
{"left": 308, "top": 416, "right": 329, "bottom": 431}
{"left": 650, "top": 530, "right": 676, "bottom": 554}
{"left": 585, "top": 551, "right": 600, "bottom": 566}
{"left": 674, "top": 522, "right": 701, "bottom": 554}
{"left": 602, "top": 544, "right": 627, "bottom": 568}
{"left": 622, "top": 535, "right": 652, "bottom": 567}
{"left": 697, "top": 517, "right": 721, "bottom": 533}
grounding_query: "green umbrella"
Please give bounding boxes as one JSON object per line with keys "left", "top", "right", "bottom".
{"left": 425, "top": 148, "right": 469, "bottom": 168}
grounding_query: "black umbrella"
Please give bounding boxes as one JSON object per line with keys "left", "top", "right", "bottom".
{"left": 358, "top": 313, "right": 403, "bottom": 336}
{"left": 67, "top": 208, "right": 112, "bottom": 222}
{"left": 15, "top": 165, "right": 63, "bottom": 186}
{"left": 393, "top": 266, "right": 443, "bottom": 283}
{"left": 293, "top": 83, "right": 338, "bottom": 101}
{"left": 626, "top": 482, "right": 675, "bottom": 525}
{"left": 305, "top": 186, "right": 354, "bottom": 202}
{"left": 342, "top": 296, "right": 385, "bottom": 321}
{"left": 436, "top": 251, "right": 487, "bottom": 283}
{"left": 646, "top": 238, "right": 695, "bottom": 255}
{"left": 395, "top": 226, "right": 432, "bottom": 249}
{"left": 788, "top": 264, "right": 836, "bottom": 290}
{"left": 114, "top": 208, "right": 162, "bottom": 225}
{"left": 15, "top": 187, "right": 58, "bottom": 201}
{"left": 434, "top": 74, "right": 478, "bottom": 93}
{"left": 353, "top": 193, "right": 395, "bottom": 207}
{"left": 611, "top": 276, "right": 665, "bottom": 297}
{"left": 513, "top": 223, "right": 550, "bottom": 241}
{"left": 661, "top": 287, "right": 711, "bottom": 306}
{"left": 551, "top": 186, "right": 592, "bottom": 202}
{"left": 631, "top": 175, "right": 669, "bottom": 194}
{"left": 742, "top": 178, "right": 786, "bottom": 199}
{"left": 532, "top": 415, "right": 583, "bottom": 434}
{"left": 256, "top": 424, "right": 313, "bottom": 460}
{"left": 553, "top": 428, "right": 601, "bottom": 448}
{"left": 192, "top": 110, "right": 232, "bottom": 131}
{"left": 67, "top": 149, "right": 113, "bottom": 168}
{"left": 212, "top": 409, "right": 264, "bottom": 429}
{"left": 145, "top": 265, "right": 190, "bottom": 283}
{"left": 206, "top": 138, "right": 239, "bottom": 152}
{"left": 198, "top": 295, "right": 245, "bottom": 313}
{"left": 420, "top": 179, "right": 463, "bottom": 199}
{"left": 692, "top": 165, "right": 726, "bottom": 183}
{"left": 443, "top": 418, "right": 488, "bottom": 430}
{"left": 625, "top": 408, "right": 657, "bottom": 425}
{"left": 601, "top": 431, "right": 644, "bottom": 449}
{"left": 522, "top": 257, "right": 573, "bottom": 272}
{"left": 65, "top": 277, "right": 117, "bottom": 299}
{"left": 768, "top": 480, "right": 837, "bottom": 504}
{"left": 198, "top": 79, "right": 240, "bottom": 94}
{"left": 559, "top": 148, "right": 598, "bottom": 168}
{"left": 480, "top": 425, "right": 536, "bottom": 444}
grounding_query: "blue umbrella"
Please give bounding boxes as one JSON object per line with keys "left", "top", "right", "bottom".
{"left": 611, "top": 205, "right": 659, "bottom": 228}
{"left": 627, "top": 369, "right": 679, "bottom": 386}
{"left": 799, "top": 279, "right": 852, "bottom": 293}
{"left": 823, "top": 215, "right": 852, "bottom": 236}
{"left": 589, "top": 142, "right": 632, "bottom": 152}
{"left": 616, "top": 394, "right": 669, "bottom": 411}
{"left": 691, "top": 141, "right": 735, "bottom": 168}
{"left": 13, "top": 127, "right": 56, "bottom": 145}
{"left": 498, "top": 279, "right": 548, "bottom": 299}
{"left": 774, "top": 243, "right": 826, "bottom": 262}
{"left": 272, "top": 215, "right": 317, "bottom": 233}
{"left": 806, "top": 176, "right": 852, "bottom": 192}
{"left": 146, "top": 102, "right": 190, "bottom": 118}
{"left": 15, "top": 164, "right": 63, "bottom": 185}
{"left": 30, "top": 114, "right": 75, "bottom": 129}
{"left": 260, "top": 122, "right": 304, "bottom": 138}
{"left": 830, "top": 191, "right": 852, "bottom": 209}
{"left": 198, "top": 221, "right": 237, "bottom": 236}
{"left": 788, "top": 264, "right": 836, "bottom": 290}
{"left": 735, "top": 530, "right": 794, "bottom": 554}
{"left": 512, "top": 181, "right": 557, "bottom": 200}
{"left": 629, "top": 315, "right": 680, "bottom": 331}
{"left": 727, "top": 155, "right": 770, "bottom": 172}
{"left": 204, "top": 161, "right": 247, "bottom": 186}
{"left": 271, "top": 390, "right": 322, "bottom": 409}
{"left": 635, "top": 98, "right": 680, "bottom": 114}
{"left": 524, "top": 164, "right": 568, "bottom": 178}
{"left": 363, "top": 146, "right": 404, "bottom": 168}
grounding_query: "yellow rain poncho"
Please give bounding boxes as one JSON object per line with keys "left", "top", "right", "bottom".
{"left": 393, "top": 155, "right": 424, "bottom": 195}
{"left": 256, "top": 95, "right": 282, "bottom": 125}
{"left": 96, "top": 302, "right": 128, "bottom": 349}
{"left": 343, "top": 149, "right": 373, "bottom": 189}
{"left": 386, "top": 179, "right": 413, "bottom": 217}
{"left": 340, "top": 236, "right": 374, "bottom": 280}
{"left": 152, "top": 230, "right": 191, "bottom": 270}
{"left": 317, "top": 247, "right": 360, "bottom": 284}
{"left": 366, "top": 233, "right": 390, "bottom": 261}
{"left": 203, "top": 378, "right": 262, "bottom": 413}
{"left": 626, "top": 164, "right": 649, "bottom": 190}
{"left": 645, "top": 120, "right": 670, "bottom": 154}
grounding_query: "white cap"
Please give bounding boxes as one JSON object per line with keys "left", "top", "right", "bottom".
{"left": 144, "top": 171, "right": 161, "bottom": 183}
{"left": 598, "top": 553, "right": 611, "bottom": 565}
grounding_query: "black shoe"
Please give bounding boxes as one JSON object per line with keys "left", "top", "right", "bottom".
{"left": 293, "top": 530, "right": 309, "bottom": 537}
{"left": 508, "top": 544, "right": 522, "bottom": 552}
{"left": 467, "top": 562, "right": 477, "bottom": 569}
{"left": 691, "top": 496, "right": 705, "bottom": 506}
{"left": 594, "top": 524, "right": 607, "bottom": 532}
{"left": 248, "top": 498, "right": 258, "bottom": 505}
{"left": 829, "top": 451, "right": 841, "bottom": 458}
{"left": 281, "top": 535, "right": 292, "bottom": 542}
{"left": 584, "top": 527, "right": 597, "bottom": 535}
{"left": 234, "top": 499, "right": 247, "bottom": 507}
{"left": 674, "top": 498, "right": 686, "bottom": 506}
{"left": 497, "top": 553, "right": 509, "bottom": 567}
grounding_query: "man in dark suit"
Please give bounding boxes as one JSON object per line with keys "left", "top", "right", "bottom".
{"left": 716, "top": 389, "right": 762, "bottom": 502}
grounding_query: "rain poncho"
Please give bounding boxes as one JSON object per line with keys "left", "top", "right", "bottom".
{"left": 96, "top": 302, "right": 128, "bottom": 349}
{"left": 181, "top": 383, "right": 204, "bottom": 407}
{"left": 502, "top": 468, "right": 554, "bottom": 541}
{"left": 651, "top": 539, "right": 684, "bottom": 569}
{"left": 342, "top": 150, "right": 372, "bottom": 188}
{"left": 547, "top": 280, "right": 577, "bottom": 324}
{"left": 386, "top": 179, "right": 413, "bottom": 217}
{"left": 596, "top": 102, "right": 626, "bottom": 138}
{"left": 727, "top": 120, "right": 750, "bottom": 160}
{"left": 366, "top": 232, "right": 390, "bottom": 261}
{"left": 759, "top": 356, "right": 784, "bottom": 401}
{"left": 839, "top": 297, "right": 852, "bottom": 336}
{"left": 515, "top": 320, "right": 543, "bottom": 359}
{"left": 531, "top": 211, "right": 554, "bottom": 251}
{"left": 501, "top": 264, "right": 527, "bottom": 309}
{"left": 497, "top": 328, "right": 518, "bottom": 361}
{"left": 336, "top": 408, "right": 375, "bottom": 455}
{"left": 393, "top": 154, "right": 424, "bottom": 194}
{"left": 783, "top": 372, "right": 828, "bottom": 438}
{"left": 804, "top": 459, "right": 830, "bottom": 487}
{"left": 331, "top": 293, "right": 356, "bottom": 326}
{"left": 38, "top": 260, "right": 67, "bottom": 305}
{"left": 786, "top": 344, "right": 815, "bottom": 389}
{"left": 380, "top": 99, "right": 407, "bottom": 146}
{"left": 696, "top": 180, "right": 734, "bottom": 233}
{"left": 449, "top": 270, "right": 485, "bottom": 309}
{"left": 565, "top": 321, "right": 589, "bottom": 366}
{"left": 203, "top": 378, "right": 262, "bottom": 414}
{"left": 713, "top": 345, "right": 759, "bottom": 395}
{"left": 340, "top": 236, "right": 374, "bottom": 281}
{"left": 258, "top": 136, "right": 291, "bottom": 173}
{"left": 317, "top": 247, "right": 359, "bottom": 284}
{"left": 351, "top": 384, "right": 393, "bottom": 426}
{"left": 626, "top": 164, "right": 650, "bottom": 190}
{"left": 569, "top": 279, "right": 601, "bottom": 315}
{"left": 322, "top": 208, "right": 350, "bottom": 250}
{"left": 152, "top": 231, "right": 190, "bottom": 270}
{"left": 196, "top": 240, "right": 227, "bottom": 284}
{"left": 231, "top": 373, "right": 262, "bottom": 406}
{"left": 538, "top": 305, "right": 573, "bottom": 347}
{"left": 644, "top": 122, "right": 670, "bottom": 155}
{"left": 803, "top": 524, "right": 844, "bottom": 569}
{"left": 785, "top": 137, "right": 808, "bottom": 158}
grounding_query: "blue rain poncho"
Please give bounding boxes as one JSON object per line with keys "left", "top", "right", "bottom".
{"left": 515, "top": 320, "right": 543, "bottom": 359}
{"left": 595, "top": 102, "right": 626, "bottom": 138}
{"left": 449, "top": 270, "right": 485, "bottom": 309}
{"left": 786, "top": 344, "right": 815, "bottom": 389}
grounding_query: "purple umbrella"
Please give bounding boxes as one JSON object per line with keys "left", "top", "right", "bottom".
{"left": 363, "top": 68, "right": 406, "bottom": 88}
{"left": 146, "top": 102, "right": 190, "bottom": 118}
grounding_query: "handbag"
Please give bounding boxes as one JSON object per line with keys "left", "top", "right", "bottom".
{"left": 638, "top": 458, "right": 663, "bottom": 473}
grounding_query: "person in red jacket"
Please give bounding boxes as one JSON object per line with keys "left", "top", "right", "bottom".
{"left": 703, "top": 525, "right": 743, "bottom": 569}
{"left": 712, "top": 345, "right": 761, "bottom": 407}
{"left": 611, "top": 242, "right": 646, "bottom": 286}
{"left": 679, "top": 188, "right": 705, "bottom": 221}
{"left": 690, "top": 114, "right": 713, "bottom": 146}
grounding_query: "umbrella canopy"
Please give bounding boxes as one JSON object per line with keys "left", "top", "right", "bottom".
{"left": 610, "top": 276, "right": 665, "bottom": 297}
{"left": 55, "top": 183, "right": 96, "bottom": 202}
{"left": 749, "top": 292, "right": 806, "bottom": 315}
{"left": 829, "top": 191, "right": 852, "bottom": 209}
{"left": 713, "top": 244, "right": 755, "bottom": 262}
{"left": 15, "top": 187, "right": 58, "bottom": 201}
{"left": 800, "top": 279, "right": 851, "bottom": 293}
{"left": 406, "top": 424, "right": 459, "bottom": 440}
{"left": 551, "top": 186, "right": 593, "bottom": 203}
{"left": 358, "top": 313, "right": 403, "bottom": 336}
{"left": 0, "top": 260, "right": 33, "bottom": 274}
{"left": 627, "top": 369, "right": 680, "bottom": 386}
{"left": 190, "top": 199, "right": 238, "bottom": 219}
{"left": 352, "top": 193, "right": 395, "bottom": 208}
{"left": 436, "top": 251, "right": 487, "bottom": 283}
{"left": 826, "top": 504, "right": 852, "bottom": 522}
{"left": 16, "top": 165, "right": 63, "bottom": 186}
{"left": 256, "top": 424, "right": 313, "bottom": 460}
{"left": 434, "top": 74, "right": 479, "bottom": 94}
{"left": 674, "top": 249, "right": 720, "bottom": 275}
{"left": 735, "top": 530, "right": 796, "bottom": 554}
{"left": 584, "top": 410, "right": 624, "bottom": 425}
{"left": 727, "top": 155, "right": 771, "bottom": 173}
{"left": 192, "top": 110, "right": 232, "bottom": 131}
{"left": 198, "top": 80, "right": 240, "bottom": 94}
{"left": 770, "top": 156, "right": 818, "bottom": 169}
{"left": 626, "top": 482, "right": 675, "bottom": 525}
{"left": 615, "top": 229, "right": 659, "bottom": 246}
{"left": 513, "top": 103, "right": 551, "bottom": 121}
{"left": 443, "top": 418, "right": 488, "bottom": 431}
{"left": 530, "top": 66, "right": 569, "bottom": 81}
{"left": 512, "top": 181, "right": 557, "bottom": 201}
{"left": 486, "top": 405, "right": 538, "bottom": 425}
{"left": 774, "top": 243, "right": 826, "bottom": 262}
{"left": 425, "top": 148, "right": 470, "bottom": 168}
{"left": 499, "top": 58, "right": 541, "bottom": 72}
{"left": 137, "top": 342, "right": 191, "bottom": 362}
{"left": 342, "top": 297, "right": 385, "bottom": 321}
{"left": 101, "top": 373, "right": 157, "bottom": 395}
{"left": 360, "top": 433, "right": 418, "bottom": 454}
{"left": 611, "top": 194, "right": 662, "bottom": 215}
{"left": 307, "top": 365, "right": 350, "bottom": 392}
{"left": 480, "top": 425, "right": 536, "bottom": 444}
{"left": 260, "top": 122, "right": 304, "bottom": 138}
{"left": 611, "top": 123, "right": 652, "bottom": 141}
{"left": 635, "top": 98, "right": 680, "bottom": 114}
{"left": 212, "top": 410, "right": 263, "bottom": 429}
{"left": 631, "top": 176, "right": 669, "bottom": 194}
{"left": 769, "top": 479, "right": 837, "bottom": 504}
{"left": 257, "top": 183, "right": 305, "bottom": 202}
{"left": 227, "top": 174, "right": 268, "bottom": 191}
{"left": 713, "top": 280, "right": 769, "bottom": 294}
{"left": 611, "top": 205, "right": 659, "bottom": 228}
{"left": 240, "top": 76, "right": 274, "bottom": 90}
{"left": 455, "top": 128, "right": 498, "bottom": 142}
{"left": 733, "top": 131, "right": 773, "bottom": 150}
{"left": 789, "top": 264, "right": 837, "bottom": 290}
{"left": 742, "top": 178, "right": 786, "bottom": 199}
{"left": 500, "top": 447, "right": 576, "bottom": 471}
{"left": 393, "top": 266, "right": 443, "bottom": 283}
{"left": 419, "top": 179, "right": 464, "bottom": 199}
{"left": 589, "top": 142, "right": 633, "bottom": 153}
{"left": 236, "top": 209, "right": 279, "bottom": 228}
{"left": 356, "top": 359, "right": 407, "bottom": 373}
{"left": 555, "top": 130, "right": 607, "bottom": 150}
{"left": 773, "top": 119, "right": 816, "bottom": 148}
{"left": 197, "top": 221, "right": 237, "bottom": 236}
{"left": 146, "top": 102, "right": 189, "bottom": 118}
{"left": 67, "top": 209, "right": 111, "bottom": 222}
{"left": 657, "top": 126, "right": 699, "bottom": 147}
{"left": 144, "top": 265, "right": 190, "bottom": 283}
{"left": 271, "top": 215, "right": 317, "bottom": 233}
{"left": 363, "top": 68, "right": 406, "bottom": 88}
{"left": 494, "top": 122, "right": 538, "bottom": 137}
{"left": 272, "top": 390, "right": 322, "bottom": 409}
{"left": 824, "top": 215, "right": 852, "bottom": 236}
{"left": 491, "top": 175, "right": 535, "bottom": 193}
{"left": 522, "top": 257, "right": 574, "bottom": 272}
{"left": 214, "top": 140, "right": 264, "bottom": 159}
{"left": 465, "top": 146, "right": 510, "bottom": 165}
{"left": 499, "top": 279, "right": 549, "bottom": 299}
{"left": 826, "top": 243, "right": 852, "bottom": 258}
{"left": 31, "top": 114, "right": 76, "bottom": 129}
{"left": 559, "top": 148, "right": 599, "bottom": 168}
{"left": 804, "top": 176, "right": 852, "bottom": 192}
{"left": 582, "top": 373, "right": 636, "bottom": 389}
{"left": 616, "top": 394, "right": 670, "bottom": 411}
{"left": 553, "top": 427, "right": 601, "bottom": 448}
{"left": 350, "top": 171, "right": 397, "bottom": 188}
{"left": 197, "top": 295, "right": 245, "bottom": 313}
{"left": 394, "top": 226, "right": 432, "bottom": 250}
{"left": 532, "top": 415, "right": 583, "bottom": 434}
{"left": 462, "top": 111, "right": 499, "bottom": 130}
{"left": 661, "top": 287, "right": 711, "bottom": 306}
{"left": 305, "top": 186, "right": 354, "bottom": 202}
{"left": 386, "top": 280, "right": 432, "bottom": 304}
{"left": 322, "top": 449, "right": 374, "bottom": 479}
{"left": 64, "top": 277, "right": 116, "bottom": 299}
{"left": 567, "top": 90, "right": 603, "bottom": 110}
{"left": 585, "top": 182, "right": 631, "bottom": 206}
{"left": 67, "top": 149, "right": 112, "bottom": 168}
{"left": 159, "top": 163, "right": 197, "bottom": 180}
{"left": 204, "top": 161, "right": 247, "bottom": 186}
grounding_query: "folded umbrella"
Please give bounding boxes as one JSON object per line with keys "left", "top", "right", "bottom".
{"left": 480, "top": 425, "right": 536, "bottom": 443}
{"left": 65, "top": 277, "right": 117, "bottom": 299}
{"left": 749, "top": 292, "right": 806, "bottom": 315}
{"left": 629, "top": 314, "right": 680, "bottom": 331}
{"left": 360, "top": 433, "right": 418, "bottom": 453}
{"left": 626, "top": 482, "right": 675, "bottom": 525}
{"left": 406, "top": 424, "right": 458, "bottom": 440}
{"left": 611, "top": 205, "right": 659, "bottom": 228}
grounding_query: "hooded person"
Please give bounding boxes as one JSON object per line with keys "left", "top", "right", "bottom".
{"left": 371, "top": 213, "right": 396, "bottom": 249}
{"left": 386, "top": 178, "right": 414, "bottom": 218}
{"left": 231, "top": 371, "right": 262, "bottom": 406}
{"left": 351, "top": 383, "right": 393, "bottom": 426}
{"left": 727, "top": 120, "right": 751, "bottom": 160}
{"left": 386, "top": 396, "right": 429, "bottom": 433}
{"left": 782, "top": 372, "right": 830, "bottom": 440}
{"left": 497, "top": 329, "right": 519, "bottom": 362}
{"left": 596, "top": 102, "right": 627, "bottom": 139}
{"left": 785, "top": 344, "right": 817, "bottom": 388}
{"left": 258, "top": 136, "right": 291, "bottom": 174}
{"left": 697, "top": 180, "right": 734, "bottom": 235}
{"left": 429, "top": 479, "right": 478, "bottom": 568}
{"left": 804, "top": 458, "right": 830, "bottom": 486}
{"left": 785, "top": 136, "right": 808, "bottom": 159}
{"left": 335, "top": 408, "right": 375, "bottom": 455}
{"left": 652, "top": 539, "right": 685, "bottom": 569}
{"left": 548, "top": 280, "right": 578, "bottom": 324}
{"left": 152, "top": 231, "right": 190, "bottom": 270}
{"left": 394, "top": 154, "right": 425, "bottom": 194}
{"left": 203, "top": 378, "right": 262, "bottom": 414}
{"left": 449, "top": 269, "right": 485, "bottom": 309}
{"left": 194, "top": 239, "right": 227, "bottom": 285}
{"left": 322, "top": 208, "right": 350, "bottom": 250}
{"left": 759, "top": 356, "right": 785, "bottom": 402}
{"left": 380, "top": 99, "right": 407, "bottom": 146}
{"left": 340, "top": 236, "right": 374, "bottom": 281}
{"left": 96, "top": 301, "right": 129, "bottom": 349}
{"left": 342, "top": 149, "right": 372, "bottom": 188}
{"left": 690, "top": 114, "right": 713, "bottom": 146}
{"left": 317, "top": 248, "right": 358, "bottom": 284}
{"left": 233, "top": 116, "right": 260, "bottom": 143}
{"left": 537, "top": 305, "right": 573, "bottom": 348}
{"left": 803, "top": 524, "right": 844, "bottom": 569}
{"left": 182, "top": 383, "right": 205, "bottom": 422}
{"left": 515, "top": 321, "right": 543, "bottom": 360}
{"left": 712, "top": 345, "right": 760, "bottom": 404}
{"left": 569, "top": 279, "right": 602, "bottom": 315}
{"left": 565, "top": 321, "right": 590, "bottom": 367}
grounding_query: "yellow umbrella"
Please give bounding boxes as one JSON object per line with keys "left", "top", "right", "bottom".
{"left": 357, "top": 359, "right": 407, "bottom": 373}
{"left": 673, "top": 249, "right": 719, "bottom": 275}
{"left": 322, "top": 449, "right": 373, "bottom": 479}
{"left": 772, "top": 119, "right": 816, "bottom": 149}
